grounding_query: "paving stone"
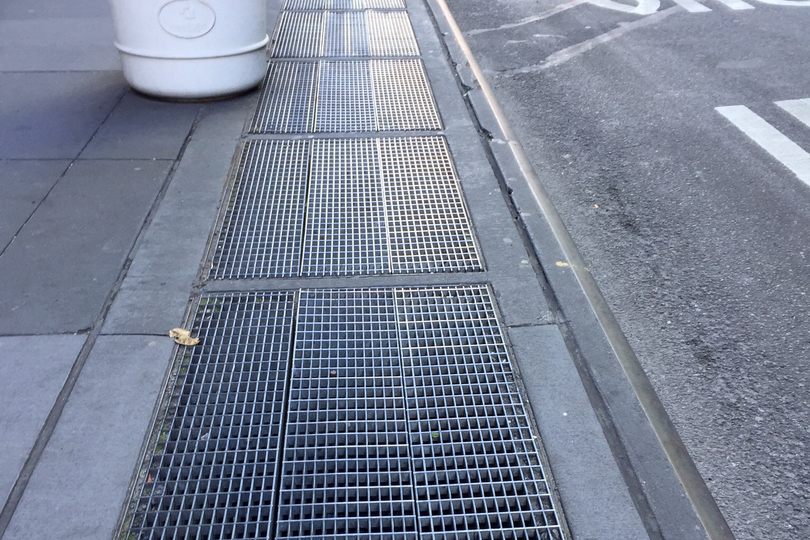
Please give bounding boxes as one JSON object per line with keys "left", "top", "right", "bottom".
{"left": 0, "top": 335, "right": 86, "bottom": 506}
{"left": 4, "top": 336, "right": 173, "bottom": 540}
{"left": 81, "top": 93, "right": 200, "bottom": 160}
{"left": 0, "top": 72, "right": 124, "bottom": 159}
{"left": 0, "top": 160, "right": 69, "bottom": 250}
{"left": 0, "top": 160, "right": 171, "bottom": 335}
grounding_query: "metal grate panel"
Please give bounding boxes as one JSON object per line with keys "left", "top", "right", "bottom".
{"left": 368, "top": 11, "right": 419, "bottom": 57}
{"left": 124, "top": 292, "right": 297, "bottom": 539}
{"left": 379, "top": 137, "right": 482, "bottom": 273}
{"left": 252, "top": 60, "right": 441, "bottom": 134}
{"left": 396, "top": 286, "right": 565, "bottom": 539}
{"left": 250, "top": 62, "right": 318, "bottom": 134}
{"left": 209, "top": 140, "right": 309, "bottom": 280}
{"left": 271, "top": 11, "right": 325, "bottom": 58}
{"left": 285, "top": 0, "right": 407, "bottom": 9}
{"left": 208, "top": 137, "right": 482, "bottom": 279}
{"left": 302, "top": 139, "right": 389, "bottom": 276}
{"left": 315, "top": 61, "right": 376, "bottom": 132}
{"left": 324, "top": 12, "right": 370, "bottom": 57}
{"left": 372, "top": 59, "right": 442, "bottom": 131}
{"left": 276, "top": 289, "right": 418, "bottom": 538}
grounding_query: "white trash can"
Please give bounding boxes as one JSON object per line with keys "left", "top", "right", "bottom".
{"left": 109, "top": 0, "right": 269, "bottom": 99}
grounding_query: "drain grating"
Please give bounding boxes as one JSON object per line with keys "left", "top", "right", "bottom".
{"left": 208, "top": 137, "right": 482, "bottom": 279}
{"left": 250, "top": 60, "right": 441, "bottom": 134}
{"left": 275, "top": 289, "right": 418, "bottom": 538}
{"left": 396, "top": 286, "right": 565, "bottom": 539}
{"left": 122, "top": 286, "right": 566, "bottom": 538}
{"left": 285, "top": 0, "right": 407, "bottom": 9}
{"left": 302, "top": 139, "right": 389, "bottom": 276}
{"left": 209, "top": 140, "right": 309, "bottom": 280}
{"left": 270, "top": 11, "right": 418, "bottom": 58}
{"left": 379, "top": 137, "right": 481, "bottom": 273}
{"left": 250, "top": 61, "right": 318, "bottom": 134}
{"left": 122, "top": 292, "right": 297, "bottom": 539}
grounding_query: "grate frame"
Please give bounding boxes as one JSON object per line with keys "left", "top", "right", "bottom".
{"left": 122, "top": 291, "right": 298, "bottom": 540}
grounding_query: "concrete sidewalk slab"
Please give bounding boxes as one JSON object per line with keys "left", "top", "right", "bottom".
{"left": 81, "top": 93, "right": 200, "bottom": 160}
{"left": 0, "top": 72, "right": 124, "bottom": 160}
{"left": 4, "top": 336, "right": 173, "bottom": 540}
{"left": 0, "top": 159, "right": 171, "bottom": 335}
{"left": 0, "top": 0, "right": 110, "bottom": 20}
{"left": 0, "top": 335, "right": 86, "bottom": 506}
{"left": 0, "top": 160, "right": 69, "bottom": 250}
{"left": 103, "top": 96, "right": 257, "bottom": 336}
{"left": 0, "top": 18, "right": 119, "bottom": 72}
{"left": 509, "top": 325, "right": 649, "bottom": 540}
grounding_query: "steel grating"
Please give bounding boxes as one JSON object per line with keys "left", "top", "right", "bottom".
{"left": 276, "top": 289, "right": 418, "bottom": 538}
{"left": 250, "top": 62, "right": 318, "bottom": 134}
{"left": 271, "top": 11, "right": 326, "bottom": 58}
{"left": 302, "top": 139, "right": 389, "bottom": 276}
{"left": 209, "top": 140, "right": 309, "bottom": 280}
{"left": 396, "top": 286, "right": 564, "bottom": 539}
{"left": 122, "top": 292, "right": 297, "bottom": 539}
{"left": 284, "top": 0, "right": 407, "bottom": 9}
{"left": 251, "top": 60, "right": 441, "bottom": 134}
{"left": 122, "top": 286, "right": 566, "bottom": 538}
{"left": 208, "top": 137, "right": 481, "bottom": 279}
{"left": 379, "top": 137, "right": 481, "bottom": 273}
{"left": 270, "top": 11, "right": 418, "bottom": 58}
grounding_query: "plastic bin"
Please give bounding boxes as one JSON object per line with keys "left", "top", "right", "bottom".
{"left": 109, "top": 0, "right": 269, "bottom": 99}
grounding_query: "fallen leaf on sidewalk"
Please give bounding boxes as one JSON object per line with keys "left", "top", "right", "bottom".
{"left": 169, "top": 328, "right": 200, "bottom": 347}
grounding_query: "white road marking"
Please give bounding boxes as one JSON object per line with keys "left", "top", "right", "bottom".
{"left": 466, "top": 0, "right": 585, "bottom": 36}
{"left": 752, "top": 0, "right": 810, "bottom": 6}
{"left": 714, "top": 0, "right": 756, "bottom": 10}
{"left": 587, "top": 0, "right": 662, "bottom": 14}
{"left": 717, "top": 105, "right": 810, "bottom": 188}
{"left": 672, "top": 0, "right": 713, "bottom": 12}
{"left": 776, "top": 98, "right": 810, "bottom": 129}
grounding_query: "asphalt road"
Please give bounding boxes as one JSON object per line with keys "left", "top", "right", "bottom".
{"left": 444, "top": 0, "right": 810, "bottom": 538}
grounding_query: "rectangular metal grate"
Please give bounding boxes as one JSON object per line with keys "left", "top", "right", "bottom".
{"left": 270, "top": 11, "right": 418, "bottom": 58}
{"left": 251, "top": 60, "right": 441, "bottom": 134}
{"left": 208, "top": 137, "right": 482, "bottom": 279}
{"left": 396, "top": 286, "right": 565, "bottom": 539}
{"left": 209, "top": 140, "right": 309, "bottom": 280}
{"left": 275, "top": 289, "right": 419, "bottom": 538}
{"left": 315, "top": 61, "right": 377, "bottom": 132}
{"left": 302, "top": 139, "right": 389, "bottom": 276}
{"left": 122, "top": 286, "right": 567, "bottom": 538}
{"left": 379, "top": 137, "right": 481, "bottom": 273}
{"left": 371, "top": 59, "right": 441, "bottom": 131}
{"left": 123, "top": 291, "right": 297, "bottom": 539}
{"left": 271, "top": 11, "right": 326, "bottom": 59}
{"left": 284, "top": 0, "right": 407, "bottom": 9}
{"left": 250, "top": 61, "right": 318, "bottom": 134}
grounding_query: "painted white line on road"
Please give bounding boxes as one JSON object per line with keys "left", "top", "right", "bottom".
{"left": 498, "top": 7, "right": 678, "bottom": 75}
{"left": 776, "top": 98, "right": 810, "bottom": 129}
{"left": 466, "top": 0, "right": 585, "bottom": 36}
{"left": 717, "top": 105, "right": 810, "bottom": 188}
{"left": 713, "top": 0, "right": 756, "bottom": 10}
{"left": 672, "top": 0, "right": 713, "bottom": 12}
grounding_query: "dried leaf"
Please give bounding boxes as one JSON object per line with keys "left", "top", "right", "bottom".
{"left": 169, "top": 328, "right": 200, "bottom": 347}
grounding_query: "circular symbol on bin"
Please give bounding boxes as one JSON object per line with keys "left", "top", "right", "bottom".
{"left": 159, "top": 0, "right": 216, "bottom": 39}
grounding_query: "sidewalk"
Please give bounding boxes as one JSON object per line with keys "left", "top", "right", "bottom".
{"left": 2, "top": 1, "right": 691, "bottom": 539}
